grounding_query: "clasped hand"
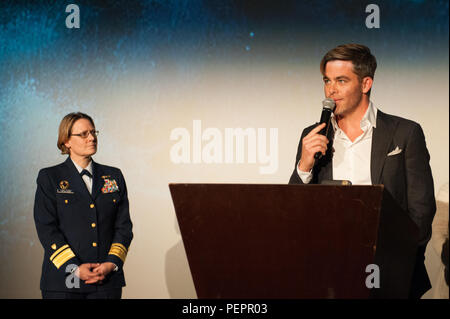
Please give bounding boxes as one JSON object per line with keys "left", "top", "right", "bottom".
{"left": 75, "top": 262, "right": 116, "bottom": 284}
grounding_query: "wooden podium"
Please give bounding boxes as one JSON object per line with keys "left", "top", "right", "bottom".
{"left": 169, "top": 184, "right": 419, "bottom": 299}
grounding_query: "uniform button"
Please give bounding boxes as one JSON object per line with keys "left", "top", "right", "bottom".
{"left": 113, "top": 199, "right": 116, "bottom": 203}
{"left": 92, "top": 242, "right": 97, "bottom": 247}
{"left": 90, "top": 204, "right": 95, "bottom": 208}
{"left": 91, "top": 223, "right": 96, "bottom": 228}
{"left": 65, "top": 200, "right": 68, "bottom": 204}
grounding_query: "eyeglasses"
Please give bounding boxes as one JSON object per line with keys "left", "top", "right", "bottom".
{"left": 71, "top": 130, "right": 99, "bottom": 139}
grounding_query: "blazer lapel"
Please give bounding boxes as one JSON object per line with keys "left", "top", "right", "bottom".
{"left": 316, "top": 130, "right": 334, "bottom": 183}
{"left": 319, "top": 152, "right": 333, "bottom": 182}
{"left": 371, "top": 111, "right": 396, "bottom": 184}
{"left": 64, "top": 157, "right": 92, "bottom": 199}
{"left": 321, "top": 160, "right": 333, "bottom": 182}
{"left": 91, "top": 160, "right": 104, "bottom": 200}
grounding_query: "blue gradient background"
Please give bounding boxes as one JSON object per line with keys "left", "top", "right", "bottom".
{"left": 0, "top": 0, "right": 448, "bottom": 298}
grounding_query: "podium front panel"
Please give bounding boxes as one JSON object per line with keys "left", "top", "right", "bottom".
{"left": 170, "top": 184, "right": 392, "bottom": 298}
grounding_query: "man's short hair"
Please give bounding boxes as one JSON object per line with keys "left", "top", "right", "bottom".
{"left": 320, "top": 43, "right": 377, "bottom": 80}
{"left": 57, "top": 112, "right": 95, "bottom": 154}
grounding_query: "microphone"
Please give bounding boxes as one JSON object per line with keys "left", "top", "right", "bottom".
{"left": 314, "top": 98, "right": 336, "bottom": 160}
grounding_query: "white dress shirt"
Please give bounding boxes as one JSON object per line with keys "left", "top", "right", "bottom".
{"left": 297, "top": 102, "right": 377, "bottom": 185}
{"left": 71, "top": 158, "right": 93, "bottom": 194}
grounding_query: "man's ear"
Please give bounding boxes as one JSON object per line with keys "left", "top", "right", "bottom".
{"left": 361, "top": 76, "right": 373, "bottom": 94}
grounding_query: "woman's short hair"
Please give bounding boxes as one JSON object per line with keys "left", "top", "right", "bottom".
{"left": 57, "top": 112, "right": 95, "bottom": 154}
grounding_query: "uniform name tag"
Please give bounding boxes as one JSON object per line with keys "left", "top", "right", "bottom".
{"left": 57, "top": 189, "right": 75, "bottom": 194}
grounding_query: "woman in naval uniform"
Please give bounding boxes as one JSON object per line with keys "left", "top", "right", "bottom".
{"left": 33, "top": 112, "right": 133, "bottom": 299}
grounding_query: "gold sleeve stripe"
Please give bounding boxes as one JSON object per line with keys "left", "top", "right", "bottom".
{"left": 110, "top": 245, "right": 127, "bottom": 255}
{"left": 111, "top": 243, "right": 128, "bottom": 253}
{"left": 52, "top": 248, "right": 75, "bottom": 269}
{"left": 50, "top": 244, "right": 69, "bottom": 261}
{"left": 108, "top": 243, "right": 128, "bottom": 263}
{"left": 110, "top": 244, "right": 128, "bottom": 257}
{"left": 109, "top": 245, "right": 127, "bottom": 256}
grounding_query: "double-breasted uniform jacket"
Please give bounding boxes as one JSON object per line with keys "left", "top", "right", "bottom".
{"left": 34, "top": 157, "right": 133, "bottom": 292}
{"left": 289, "top": 110, "right": 436, "bottom": 297}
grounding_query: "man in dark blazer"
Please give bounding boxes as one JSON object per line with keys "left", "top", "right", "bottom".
{"left": 34, "top": 112, "right": 133, "bottom": 298}
{"left": 289, "top": 44, "right": 435, "bottom": 299}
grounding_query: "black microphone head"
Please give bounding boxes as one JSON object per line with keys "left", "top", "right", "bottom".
{"left": 322, "top": 98, "right": 336, "bottom": 111}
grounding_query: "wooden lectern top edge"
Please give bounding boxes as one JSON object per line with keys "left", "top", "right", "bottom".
{"left": 169, "top": 183, "right": 385, "bottom": 187}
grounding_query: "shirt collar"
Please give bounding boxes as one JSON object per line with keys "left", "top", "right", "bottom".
{"left": 362, "top": 101, "right": 377, "bottom": 129}
{"left": 331, "top": 101, "right": 377, "bottom": 132}
{"left": 71, "top": 158, "right": 93, "bottom": 176}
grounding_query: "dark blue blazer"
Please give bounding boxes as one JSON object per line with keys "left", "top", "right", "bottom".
{"left": 289, "top": 110, "right": 436, "bottom": 298}
{"left": 34, "top": 157, "right": 133, "bottom": 292}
